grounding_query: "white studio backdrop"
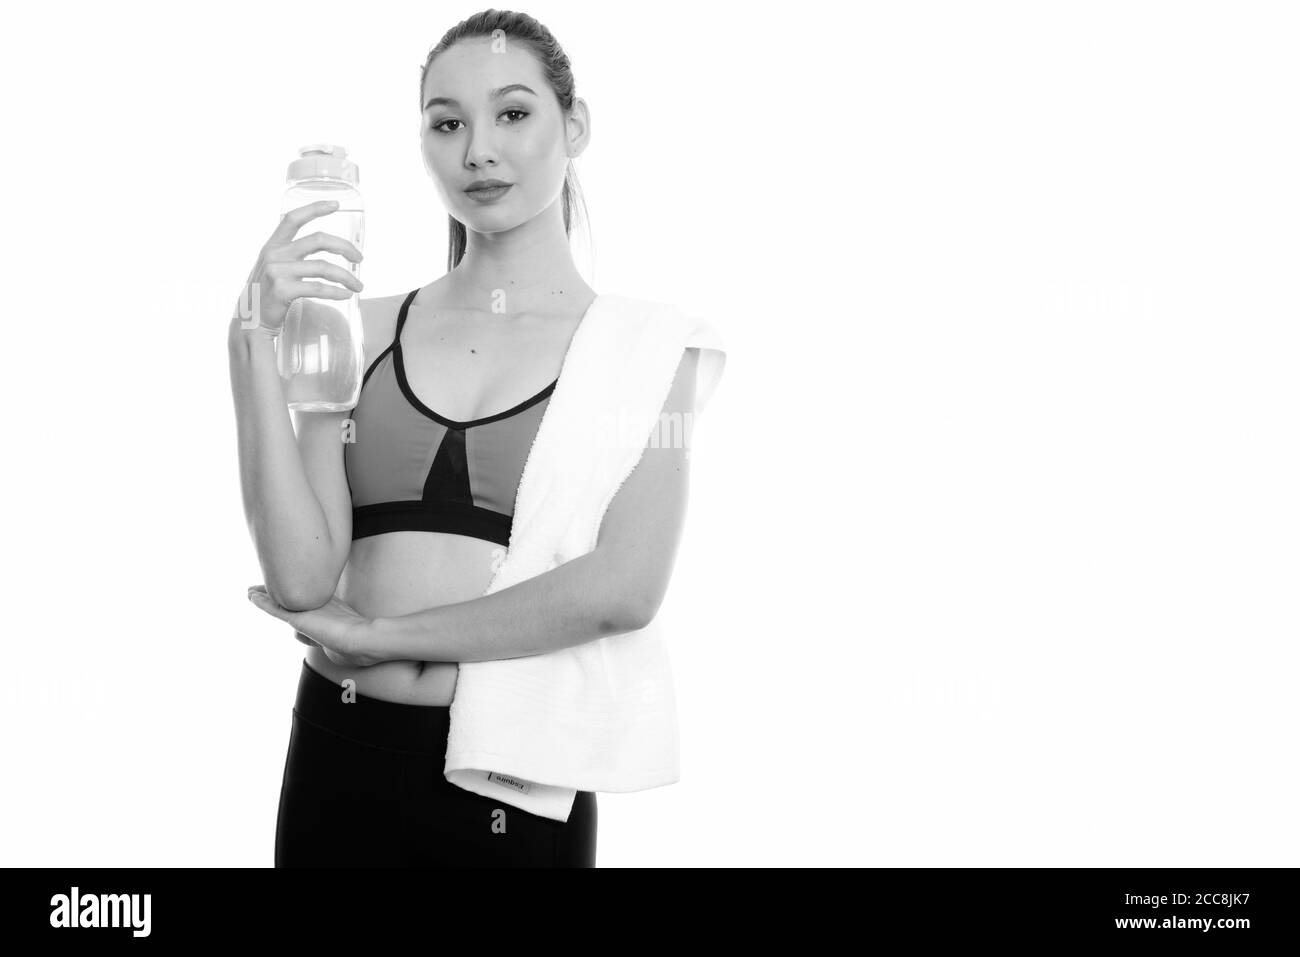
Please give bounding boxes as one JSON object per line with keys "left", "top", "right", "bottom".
{"left": 0, "top": 0, "right": 1296, "bottom": 867}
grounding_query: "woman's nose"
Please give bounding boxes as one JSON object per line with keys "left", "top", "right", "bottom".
{"left": 466, "top": 133, "right": 499, "bottom": 168}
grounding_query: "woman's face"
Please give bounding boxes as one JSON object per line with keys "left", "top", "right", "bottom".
{"left": 420, "top": 37, "right": 586, "bottom": 234}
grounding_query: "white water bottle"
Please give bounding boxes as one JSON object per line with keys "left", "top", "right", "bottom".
{"left": 277, "top": 144, "right": 365, "bottom": 411}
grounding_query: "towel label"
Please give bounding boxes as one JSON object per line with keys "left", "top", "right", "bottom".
{"left": 487, "top": 772, "right": 533, "bottom": 795}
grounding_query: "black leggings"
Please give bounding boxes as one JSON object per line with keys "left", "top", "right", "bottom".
{"left": 275, "top": 659, "right": 597, "bottom": 867}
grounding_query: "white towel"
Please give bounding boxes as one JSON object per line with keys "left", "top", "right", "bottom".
{"left": 444, "top": 294, "right": 727, "bottom": 821}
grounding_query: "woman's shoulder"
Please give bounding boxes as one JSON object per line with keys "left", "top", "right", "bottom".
{"left": 357, "top": 292, "right": 408, "bottom": 361}
{"left": 596, "top": 294, "right": 725, "bottom": 349}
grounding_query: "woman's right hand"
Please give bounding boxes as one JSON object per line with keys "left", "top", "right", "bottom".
{"left": 232, "top": 199, "right": 365, "bottom": 338}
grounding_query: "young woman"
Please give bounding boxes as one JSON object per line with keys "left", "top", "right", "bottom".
{"left": 231, "top": 10, "right": 702, "bottom": 867}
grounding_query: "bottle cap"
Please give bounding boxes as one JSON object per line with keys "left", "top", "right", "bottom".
{"left": 287, "top": 144, "right": 360, "bottom": 186}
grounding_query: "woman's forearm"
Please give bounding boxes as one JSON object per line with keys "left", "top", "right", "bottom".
{"left": 369, "top": 546, "right": 648, "bottom": 663}
{"left": 227, "top": 317, "right": 338, "bottom": 610}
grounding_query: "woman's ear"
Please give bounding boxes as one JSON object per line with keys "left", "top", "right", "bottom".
{"left": 566, "top": 97, "right": 591, "bottom": 158}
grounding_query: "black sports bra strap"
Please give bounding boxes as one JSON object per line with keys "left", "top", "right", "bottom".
{"left": 393, "top": 288, "right": 420, "bottom": 347}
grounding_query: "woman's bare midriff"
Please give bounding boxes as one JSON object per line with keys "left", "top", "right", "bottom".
{"left": 304, "top": 530, "right": 503, "bottom": 705}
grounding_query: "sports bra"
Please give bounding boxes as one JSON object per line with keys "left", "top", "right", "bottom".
{"left": 343, "top": 288, "right": 557, "bottom": 546}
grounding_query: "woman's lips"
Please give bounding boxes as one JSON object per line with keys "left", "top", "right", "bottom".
{"left": 465, "top": 184, "right": 513, "bottom": 203}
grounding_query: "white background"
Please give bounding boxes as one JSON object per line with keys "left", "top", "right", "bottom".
{"left": 1, "top": 0, "right": 1296, "bottom": 866}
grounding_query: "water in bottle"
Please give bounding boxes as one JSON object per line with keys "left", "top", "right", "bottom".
{"left": 278, "top": 144, "right": 365, "bottom": 411}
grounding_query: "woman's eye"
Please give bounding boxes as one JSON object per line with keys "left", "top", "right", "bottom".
{"left": 430, "top": 110, "right": 528, "bottom": 133}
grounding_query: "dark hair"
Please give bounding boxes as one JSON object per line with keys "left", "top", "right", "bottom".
{"left": 420, "top": 9, "right": 589, "bottom": 272}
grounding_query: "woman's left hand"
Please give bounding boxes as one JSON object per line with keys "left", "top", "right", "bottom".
{"left": 246, "top": 585, "right": 385, "bottom": 668}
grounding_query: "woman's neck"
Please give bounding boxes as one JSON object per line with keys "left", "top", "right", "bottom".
{"left": 447, "top": 199, "right": 591, "bottom": 311}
